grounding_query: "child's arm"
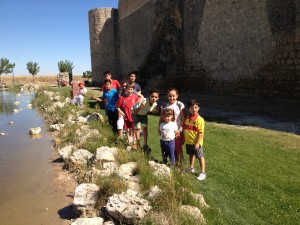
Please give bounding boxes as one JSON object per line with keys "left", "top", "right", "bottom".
{"left": 195, "top": 132, "right": 202, "bottom": 149}
{"left": 117, "top": 107, "right": 125, "bottom": 117}
{"left": 134, "top": 98, "right": 146, "bottom": 114}
{"left": 91, "top": 95, "right": 102, "bottom": 102}
{"left": 158, "top": 109, "right": 163, "bottom": 134}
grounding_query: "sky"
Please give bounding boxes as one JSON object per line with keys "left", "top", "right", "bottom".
{"left": 0, "top": 0, "right": 118, "bottom": 76}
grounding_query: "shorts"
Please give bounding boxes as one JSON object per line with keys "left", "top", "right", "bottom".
{"left": 186, "top": 144, "right": 204, "bottom": 158}
{"left": 124, "top": 119, "right": 134, "bottom": 129}
{"left": 117, "top": 116, "right": 124, "bottom": 129}
{"left": 132, "top": 114, "right": 148, "bottom": 129}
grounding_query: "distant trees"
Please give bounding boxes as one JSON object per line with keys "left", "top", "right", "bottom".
{"left": 82, "top": 70, "right": 92, "bottom": 78}
{"left": 0, "top": 57, "right": 15, "bottom": 83}
{"left": 26, "top": 61, "right": 40, "bottom": 82}
{"left": 58, "top": 60, "right": 74, "bottom": 73}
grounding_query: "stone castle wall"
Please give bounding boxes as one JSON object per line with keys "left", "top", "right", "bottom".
{"left": 89, "top": 8, "right": 119, "bottom": 82}
{"left": 90, "top": 0, "right": 300, "bottom": 97}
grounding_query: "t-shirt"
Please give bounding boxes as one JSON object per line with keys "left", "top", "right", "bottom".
{"left": 159, "top": 121, "right": 177, "bottom": 141}
{"left": 77, "top": 87, "right": 87, "bottom": 97}
{"left": 101, "top": 88, "right": 119, "bottom": 112}
{"left": 161, "top": 101, "right": 185, "bottom": 129}
{"left": 134, "top": 82, "right": 141, "bottom": 93}
{"left": 131, "top": 98, "right": 157, "bottom": 115}
{"left": 183, "top": 113, "right": 205, "bottom": 146}
{"left": 116, "top": 94, "right": 139, "bottom": 122}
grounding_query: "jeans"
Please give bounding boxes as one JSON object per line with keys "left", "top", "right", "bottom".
{"left": 160, "top": 139, "right": 175, "bottom": 165}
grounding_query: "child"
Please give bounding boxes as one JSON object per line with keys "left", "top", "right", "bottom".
{"left": 116, "top": 83, "right": 139, "bottom": 148}
{"left": 117, "top": 81, "right": 127, "bottom": 138}
{"left": 92, "top": 79, "right": 119, "bottom": 133}
{"left": 159, "top": 88, "right": 185, "bottom": 164}
{"left": 183, "top": 99, "right": 206, "bottom": 180}
{"left": 159, "top": 108, "right": 177, "bottom": 165}
{"left": 71, "top": 81, "right": 87, "bottom": 107}
{"left": 131, "top": 90, "right": 160, "bottom": 152}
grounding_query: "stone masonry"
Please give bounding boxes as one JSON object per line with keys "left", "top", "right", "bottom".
{"left": 89, "top": 0, "right": 300, "bottom": 97}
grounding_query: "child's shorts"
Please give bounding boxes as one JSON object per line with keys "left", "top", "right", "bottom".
{"left": 132, "top": 114, "right": 148, "bottom": 129}
{"left": 117, "top": 116, "right": 124, "bottom": 129}
{"left": 186, "top": 144, "right": 204, "bottom": 158}
{"left": 124, "top": 119, "right": 134, "bottom": 129}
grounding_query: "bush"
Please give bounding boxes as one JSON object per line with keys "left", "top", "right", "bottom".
{"left": 58, "top": 60, "right": 74, "bottom": 73}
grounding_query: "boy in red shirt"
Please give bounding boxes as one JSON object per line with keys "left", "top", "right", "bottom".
{"left": 116, "top": 83, "right": 139, "bottom": 148}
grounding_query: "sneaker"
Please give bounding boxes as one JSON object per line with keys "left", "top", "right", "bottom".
{"left": 197, "top": 172, "right": 206, "bottom": 181}
{"left": 190, "top": 168, "right": 195, "bottom": 173}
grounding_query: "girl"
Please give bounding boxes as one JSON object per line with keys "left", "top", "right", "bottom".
{"left": 159, "top": 88, "right": 185, "bottom": 164}
{"left": 159, "top": 108, "right": 177, "bottom": 165}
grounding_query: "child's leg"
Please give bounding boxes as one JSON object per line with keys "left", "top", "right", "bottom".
{"left": 199, "top": 157, "right": 205, "bottom": 173}
{"left": 190, "top": 154, "right": 195, "bottom": 169}
{"left": 134, "top": 128, "right": 141, "bottom": 147}
{"left": 160, "top": 140, "right": 168, "bottom": 164}
{"left": 117, "top": 116, "right": 124, "bottom": 138}
{"left": 142, "top": 126, "right": 148, "bottom": 146}
{"left": 168, "top": 140, "right": 176, "bottom": 166}
{"left": 175, "top": 134, "right": 184, "bottom": 164}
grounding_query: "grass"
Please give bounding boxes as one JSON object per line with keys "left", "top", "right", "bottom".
{"left": 35, "top": 86, "right": 300, "bottom": 224}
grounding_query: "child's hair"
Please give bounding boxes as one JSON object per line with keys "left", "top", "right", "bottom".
{"left": 188, "top": 99, "right": 200, "bottom": 108}
{"left": 103, "top": 71, "right": 111, "bottom": 76}
{"left": 162, "top": 108, "right": 175, "bottom": 121}
{"left": 126, "top": 83, "right": 135, "bottom": 89}
{"left": 149, "top": 89, "right": 160, "bottom": 95}
{"left": 167, "top": 87, "right": 178, "bottom": 94}
{"left": 128, "top": 71, "right": 137, "bottom": 77}
{"left": 103, "top": 79, "right": 112, "bottom": 84}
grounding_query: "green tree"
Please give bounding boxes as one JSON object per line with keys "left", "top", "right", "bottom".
{"left": 0, "top": 58, "right": 15, "bottom": 83}
{"left": 58, "top": 60, "right": 74, "bottom": 73}
{"left": 82, "top": 70, "right": 92, "bottom": 78}
{"left": 26, "top": 61, "right": 40, "bottom": 82}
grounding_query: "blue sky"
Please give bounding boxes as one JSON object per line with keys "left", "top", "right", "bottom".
{"left": 0, "top": 0, "right": 118, "bottom": 76}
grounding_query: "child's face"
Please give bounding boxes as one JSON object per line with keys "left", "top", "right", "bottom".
{"left": 104, "top": 82, "right": 112, "bottom": 90}
{"left": 189, "top": 104, "right": 199, "bottom": 115}
{"left": 163, "top": 114, "right": 173, "bottom": 123}
{"left": 126, "top": 87, "right": 134, "bottom": 95}
{"left": 105, "top": 73, "right": 112, "bottom": 80}
{"left": 149, "top": 92, "right": 159, "bottom": 104}
{"left": 168, "top": 90, "right": 178, "bottom": 104}
{"left": 129, "top": 74, "right": 136, "bottom": 82}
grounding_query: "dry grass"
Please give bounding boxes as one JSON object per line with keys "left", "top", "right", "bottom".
{"left": 1, "top": 75, "right": 87, "bottom": 86}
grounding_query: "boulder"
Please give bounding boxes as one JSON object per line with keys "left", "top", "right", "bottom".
{"left": 148, "top": 161, "right": 171, "bottom": 178}
{"left": 145, "top": 185, "right": 162, "bottom": 198}
{"left": 49, "top": 123, "right": 65, "bottom": 131}
{"left": 180, "top": 205, "right": 206, "bottom": 224}
{"left": 58, "top": 145, "right": 75, "bottom": 160}
{"left": 73, "top": 183, "right": 100, "bottom": 217}
{"left": 77, "top": 116, "right": 88, "bottom": 124}
{"left": 94, "top": 146, "right": 118, "bottom": 163}
{"left": 70, "top": 149, "right": 94, "bottom": 165}
{"left": 29, "top": 127, "right": 41, "bottom": 135}
{"left": 190, "top": 192, "right": 210, "bottom": 209}
{"left": 70, "top": 217, "right": 104, "bottom": 225}
{"left": 106, "top": 190, "right": 152, "bottom": 224}
{"left": 117, "top": 162, "right": 138, "bottom": 180}
{"left": 86, "top": 113, "right": 105, "bottom": 123}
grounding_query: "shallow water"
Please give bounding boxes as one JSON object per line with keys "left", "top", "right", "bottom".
{"left": 0, "top": 90, "right": 67, "bottom": 225}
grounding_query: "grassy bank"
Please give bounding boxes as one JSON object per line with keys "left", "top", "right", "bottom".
{"left": 35, "top": 86, "right": 300, "bottom": 224}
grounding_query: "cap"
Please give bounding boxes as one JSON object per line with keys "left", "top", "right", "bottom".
{"left": 79, "top": 81, "right": 84, "bottom": 86}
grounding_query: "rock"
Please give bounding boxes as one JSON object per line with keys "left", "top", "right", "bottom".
{"left": 180, "top": 205, "right": 206, "bottom": 224}
{"left": 13, "top": 109, "right": 19, "bottom": 113}
{"left": 8, "top": 121, "right": 13, "bottom": 125}
{"left": 53, "top": 95, "right": 61, "bottom": 101}
{"left": 77, "top": 116, "right": 88, "bottom": 123}
{"left": 86, "top": 113, "right": 105, "bottom": 123}
{"left": 70, "top": 217, "right": 104, "bottom": 225}
{"left": 147, "top": 212, "right": 169, "bottom": 225}
{"left": 58, "top": 145, "right": 75, "bottom": 160}
{"left": 75, "top": 126, "right": 100, "bottom": 145}
{"left": 73, "top": 183, "right": 100, "bottom": 217}
{"left": 94, "top": 146, "right": 118, "bottom": 163}
{"left": 29, "top": 127, "right": 41, "bottom": 135}
{"left": 126, "top": 176, "right": 140, "bottom": 192}
{"left": 70, "top": 149, "right": 94, "bottom": 165}
{"left": 0, "top": 132, "right": 6, "bottom": 136}
{"left": 14, "top": 101, "right": 20, "bottom": 105}
{"left": 65, "top": 97, "right": 71, "bottom": 103}
{"left": 103, "top": 221, "right": 114, "bottom": 225}
{"left": 89, "top": 162, "right": 119, "bottom": 180}
{"left": 190, "top": 192, "right": 210, "bottom": 209}
{"left": 117, "top": 162, "right": 138, "bottom": 180}
{"left": 106, "top": 190, "right": 152, "bottom": 224}
{"left": 145, "top": 185, "right": 162, "bottom": 198}
{"left": 148, "top": 161, "right": 171, "bottom": 178}
{"left": 49, "top": 123, "right": 65, "bottom": 131}
{"left": 27, "top": 104, "right": 32, "bottom": 108}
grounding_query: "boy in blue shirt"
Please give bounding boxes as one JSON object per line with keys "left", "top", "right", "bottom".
{"left": 92, "top": 79, "right": 119, "bottom": 133}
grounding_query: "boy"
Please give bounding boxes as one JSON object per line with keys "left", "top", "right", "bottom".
{"left": 116, "top": 83, "right": 139, "bottom": 147}
{"left": 183, "top": 99, "right": 206, "bottom": 180}
{"left": 92, "top": 79, "right": 119, "bottom": 133}
{"left": 71, "top": 81, "right": 87, "bottom": 107}
{"left": 131, "top": 90, "right": 160, "bottom": 152}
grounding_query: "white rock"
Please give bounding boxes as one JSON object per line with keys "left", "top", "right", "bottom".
{"left": 94, "top": 146, "right": 118, "bottom": 163}
{"left": 58, "top": 145, "right": 75, "bottom": 160}
{"left": 148, "top": 161, "right": 171, "bottom": 178}
{"left": 8, "top": 121, "right": 13, "bottom": 125}
{"left": 49, "top": 123, "right": 65, "bottom": 131}
{"left": 117, "top": 162, "right": 138, "bottom": 180}
{"left": 77, "top": 116, "right": 88, "bottom": 123}
{"left": 73, "top": 183, "right": 100, "bottom": 217}
{"left": 180, "top": 205, "right": 206, "bottom": 224}
{"left": 190, "top": 192, "right": 210, "bottom": 209}
{"left": 70, "top": 217, "right": 104, "bottom": 225}
{"left": 145, "top": 185, "right": 162, "bottom": 198}
{"left": 70, "top": 149, "right": 94, "bottom": 165}
{"left": 13, "top": 109, "right": 19, "bottom": 113}
{"left": 29, "top": 127, "right": 41, "bottom": 135}
{"left": 86, "top": 113, "right": 105, "bottom": 123}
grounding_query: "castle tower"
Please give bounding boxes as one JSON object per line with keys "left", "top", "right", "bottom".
{"left": 88, "top": 8, "right": 119, "bottom": 82}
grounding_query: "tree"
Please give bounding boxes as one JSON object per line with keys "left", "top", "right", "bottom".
{"left": 82, "top": 70, "right": 92, "bottom": 78}
{"left": 26, "top": 61, "right": 40, "bottom": 82}
{"left": 58, "top": 60, "right": 74, "bottom": 73}
{"left": 0, "top": 58, "right": 15, "bottom": 83}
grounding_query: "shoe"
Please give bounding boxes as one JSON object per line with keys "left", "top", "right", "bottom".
{"left": 197, "top": 172, "right": 206, "bottom": 181}
{"left": 190, "top": 168, "right": 195, "bottom": 173}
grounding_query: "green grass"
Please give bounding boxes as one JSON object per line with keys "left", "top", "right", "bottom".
{"left": 35, "top": 86, "right": 300, "bottom": 224}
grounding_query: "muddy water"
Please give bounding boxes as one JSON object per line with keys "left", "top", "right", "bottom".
{"left": 0, "top": 90, "right": 73, "bottom": 225}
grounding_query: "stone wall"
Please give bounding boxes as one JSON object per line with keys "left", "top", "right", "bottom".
{"left": 89, "top": 8, "right": 119, "bottom": 82}
{"left": 89, "top": 0, "right": 300, "bottom": 97}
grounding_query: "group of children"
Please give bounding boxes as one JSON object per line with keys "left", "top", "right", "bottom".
{"left": 75, "top": 71, "right": 207, "bottom": 181}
